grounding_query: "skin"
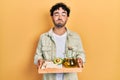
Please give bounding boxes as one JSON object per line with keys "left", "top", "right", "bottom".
{"left": 52, "top": 7, "right": 68, "bottom": 35}
{"left": 37, "top": 7, "right": 83, "bottom": 69}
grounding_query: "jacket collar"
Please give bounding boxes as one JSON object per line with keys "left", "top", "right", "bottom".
{"left": 47, "top": 27, "right": 72, "bottom": 37}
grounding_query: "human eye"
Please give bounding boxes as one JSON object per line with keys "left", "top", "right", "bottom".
{"left": 62, "top": 12, "right": 67, "bottom": 16}
{"left": 54, "top": 13, "right": 59, "bottom": 16}
{"left": 53, "top": 12, "right": 59, "bottom": 16}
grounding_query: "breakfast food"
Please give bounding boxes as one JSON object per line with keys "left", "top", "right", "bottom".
{"left": 41, "top": 61, "right": 62, "bottom": 69}
{"left": 53, "top": 58, "right": 63, "bottom": 65}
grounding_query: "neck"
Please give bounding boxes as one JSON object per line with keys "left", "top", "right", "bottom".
{"left": 53, "top": 27, "right": 67, "bottom": 35}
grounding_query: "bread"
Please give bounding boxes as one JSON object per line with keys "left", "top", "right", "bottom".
{"left": 41, "top": 61, "right": 62, "bottom": 69}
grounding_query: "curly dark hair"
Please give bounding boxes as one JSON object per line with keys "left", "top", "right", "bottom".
{"left": 50, "top": 2, "right": 70, "bottom": 17}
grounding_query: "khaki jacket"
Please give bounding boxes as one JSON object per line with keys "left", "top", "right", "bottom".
{"left": 34, "top": 28, "right": 86, "bottom": 80}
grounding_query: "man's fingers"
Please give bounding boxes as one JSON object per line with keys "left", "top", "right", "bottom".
{"left": 37, "top": 59, "right": 44, "bottom": 69}
{"left": 77, "top": 58, "right": 83, "bottom": 68}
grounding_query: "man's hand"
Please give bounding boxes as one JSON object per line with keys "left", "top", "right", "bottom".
{"left": 37, "top": 59, "right": 44, "bottom": 69}
{"left": 77, "top": 58, "right": 83, "bottom": 68}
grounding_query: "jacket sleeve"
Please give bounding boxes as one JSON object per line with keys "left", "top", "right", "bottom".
{"left": 34, "top": 36, "right": 43, "bottom": 65}
{"left": 76, "top": 35, "right": 86, "bottom": 63}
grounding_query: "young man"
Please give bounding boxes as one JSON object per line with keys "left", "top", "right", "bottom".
{"left": 34, "top": 2, "right": 86, "bottom": 80}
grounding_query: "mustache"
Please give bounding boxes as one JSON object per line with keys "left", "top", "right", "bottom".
{"left": 57, "top": 19, "right": 63, "bottom": 21}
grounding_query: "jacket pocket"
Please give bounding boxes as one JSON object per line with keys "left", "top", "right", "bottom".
{"left": 42, "top": 46, "right": 52, "bottom": 60}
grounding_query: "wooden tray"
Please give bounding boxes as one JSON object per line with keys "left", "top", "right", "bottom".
{"left": 38, "top": 67, "right": 82, "bottom": 74}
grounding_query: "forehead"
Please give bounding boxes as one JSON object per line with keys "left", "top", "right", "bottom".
{"left": 53, "top": 7, "right": 67, "bottom": 13}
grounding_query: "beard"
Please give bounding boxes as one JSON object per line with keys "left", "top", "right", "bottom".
{"left": 53, "top": 20, "right": 67, "bottom": 28}
{"left": 55, "top": 23, "right": 65, "bottom": 28}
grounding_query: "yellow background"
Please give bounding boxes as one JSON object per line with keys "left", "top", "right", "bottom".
{"left": 0, "top": 0, "right": 120, "bottom": 80}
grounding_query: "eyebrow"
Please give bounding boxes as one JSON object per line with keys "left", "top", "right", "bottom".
{"left": 54, "top": 11, "right": 67, "bottom": 14}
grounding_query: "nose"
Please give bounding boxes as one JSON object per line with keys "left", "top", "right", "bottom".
{"left": 58, "top": 15, "right": 62, "bottom": 20}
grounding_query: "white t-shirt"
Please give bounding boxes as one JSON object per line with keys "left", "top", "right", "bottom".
{"left": 52, "top": 32, "right": 67, "bottom": 80}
